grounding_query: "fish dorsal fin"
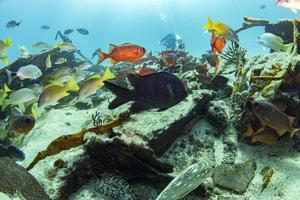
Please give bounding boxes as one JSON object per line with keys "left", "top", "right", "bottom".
{"left": 109, "top": 44, "right": 118, "bottom": 53}
{"left": 45, "top": 81, "right": 64, "bottom": 89}
{"left": 127, "top": 73, "right": 143, "bottom": 88}
{"left": 120, "top": 43, "right": 132, "bottom": 46}
{"left": 87, "top": 74, "right": 101, "bottom": 80}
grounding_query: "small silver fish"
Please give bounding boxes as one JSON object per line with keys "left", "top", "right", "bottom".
{"left": 6, "top": 64, "right": 42, "bottom": 84}
{"left": 45, "top": 54, "right": 52, "bottom": 68}
{"left": 54, "top": 57, "right": 67, "bottom": 65}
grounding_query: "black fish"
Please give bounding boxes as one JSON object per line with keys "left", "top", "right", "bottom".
{"left": 104, "top": 72, "right": 188, "bottom": 112}
{"left": 6, "top": 20, "right": 22, "bottom": 28}
{"left": 64, "top": 29, "right": 74, "bottom": 35}
{"left": 41, "top": 25, "right": 50, "bottom": 30}
{"left": 76, "top": 28, "right": 89, "bottom": 35}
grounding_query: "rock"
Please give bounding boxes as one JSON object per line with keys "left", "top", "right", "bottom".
{"left": 114, "top": 89, "right": 213, "bottom": 156}
{"left": 212, "top": 160, "right": 256, "bottom": 194}
{"left": 0, "top": 158, "right": 50, "bottom": 200}
{"left": 95, "top": 173, "right": 136, "bottom": 200}
{"left": 207, "top": 101, "right": 229, "bottom": 130}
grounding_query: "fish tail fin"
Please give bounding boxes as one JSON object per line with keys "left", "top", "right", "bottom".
{"left": 5, "top": 36, "right": 12, "bottom": 47}
{"left": 5, "top": 69, "right": 16, "bottom": 84}
{"left": 284, "top": 43, "right": 295, "bottom": 53}
{"left": 104, "top": 81, "right": 133, "bottom": 109}
{"left": 101, "top": 67, "right": 115, "bottom": 81}
{"left": 0, "top": 56, "right": 9, "bottom": 65}
{"left": 3, "top": 84, "right": 11, "bottom": 94}
{"left": 1, "top": 99, "right": 8, "bottom": 111}
{"left": 65, "top": 78, "right": 79, "bottom": 91}
{"left": 16, "top": 21, "right": 22, "bottom": 26}
{"left": 204, "top": 17, "right": 214, "bottom": 31}
{"left": 31, "top": 103, "right": 41, "bottom": 119}
{"left": 96, "top": 50, "right": 108, "bottom": 64}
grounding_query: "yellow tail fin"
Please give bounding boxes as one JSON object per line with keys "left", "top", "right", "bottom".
{"left": 204, "top": 17, "right": 214, "bottom": 31}
{"left": 102, "top": 67, "right": 115, "bottom": 81}
{"left": 5, "top": 36, "right": 12, "bottom": 47}
{"left": 65, "top": 78, "right": 79, "bottom": 91}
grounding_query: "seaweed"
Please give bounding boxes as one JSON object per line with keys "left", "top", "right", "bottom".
{"left": 26, "top": 112, "right": 130, "bottom": 170}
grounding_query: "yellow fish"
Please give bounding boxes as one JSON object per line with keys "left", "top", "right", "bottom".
{"left": 38, "top": 78, "right": 79, "bottom": 108}
{"left": 0, "top": 54, "right": 9, "bottom": 65}
{"left": 0, "top": 36, "right": 12, "bottom": 53}
{"left": 0, "top": 84, "right": 11, "bottom": 110}
{"left": 204, "top": 17, "right": 239, "bottom": 43}
{"left": 78, "top": 68, "right": 115, "bottom": 101}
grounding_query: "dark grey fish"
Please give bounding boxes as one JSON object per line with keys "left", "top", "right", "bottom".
{"left": 64, "top": 29, "right": 74, "bottom": 35}
{"left": 76, "top": 28, "right": 89, "bottom": 35}
{"left": 41, "top": 25, "right": 50, "bottom": 30}
{"left": 104, "top": 72, "right": 187, "bottom": 112}
{"left": 6, "top": 20, "right": 22, "bottom": 28}
{"left": 260, "top": 4, "right": 266, "bottom": 10}
{"left": 0, "top": 140, "right": 25, "bottom": 161}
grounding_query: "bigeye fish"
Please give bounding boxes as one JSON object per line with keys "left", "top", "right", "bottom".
{"left": 6, "top": 20, "right": 21, "bottom": 28}
{"left": 0, "top": 36, "right": 12, "bottom": 54}
{"left": 276, "top": 0, "right": 300, "bottom": 13}
{"left": 204, "top": 17, "right": 239, "bottom": 43}
{"left": 104, "top": 72, "right": 187, "bottom": 112}
{"left": 257, "top": 33, "right": 294, "bottom": 52}
{"left": 96, "top": 43, "right": 146, "bottom": 64}
{"left": 38, "top": 78, "right": 79, "bottom": 108}
{"left": 4, "top": 88, "right": 36, "bottom": 111}
{"left": 251, "top": 100, "right": 299, "bottom": 137}
{"left": 7, "top": 108, "right": 35, "bottom": 138}
{"left": 6, "top": 64, "right": 42, "bottom": 84}
{"left": 78, "top": 68, "right": 115, "bottom": 100}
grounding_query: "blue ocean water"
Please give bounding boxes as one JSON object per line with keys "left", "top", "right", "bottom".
{"left": 0, "top": 0, "right": 298, "bottom": 66}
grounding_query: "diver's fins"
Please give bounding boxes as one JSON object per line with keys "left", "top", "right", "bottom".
{"left": 104, "top": 80, "right": 134, "bottom": 109}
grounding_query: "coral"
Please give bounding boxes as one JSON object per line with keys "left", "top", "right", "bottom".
{"left": 220, "top": 43, "right": 247, "bottom": 67}
{"left": 56, "top": 133, "right": 173, "bottom": 200}
{"left": 94, "top": 173, "right": 136, "bottom": 200}
{"left": 155, "top": 160, "right": 214, "bottom": 200}
{"left": 206, "top": 101, "right": 229, "bottom": 130}
{"left": 26, "top": 112, "right": 130, "bottom": 170}
{"left": 260, "top": 167, "right": 274, "bottom": 194}
{"left": 212, "top": 160, "right": 256, "bottom": 194}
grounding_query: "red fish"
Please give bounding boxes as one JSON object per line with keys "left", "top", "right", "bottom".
{"left": 96, "top": 43, "right": 146, "bottom": 64}
{"left": 211, "top": 33, "right": 226, "bottom": 54}
{"left": 210, "top": 33, "right": 226, "bottom": 72}
{"left": 131, "top": 66, "right": 157, "bottom": 77}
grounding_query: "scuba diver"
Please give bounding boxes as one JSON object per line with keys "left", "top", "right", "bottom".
{"left": 160, "top": 33, "right": 185, "bottom": 50}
